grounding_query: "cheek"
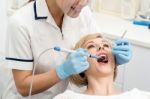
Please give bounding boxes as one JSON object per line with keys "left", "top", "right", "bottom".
{"left": 87, "top": 58, "right": 97, "bottom": 71}
{"left": 109, "top": 53, "right": 116, "bottom": 66}
{"left": 107, "top": 49, "right": 115, "bottom": 64}
{"left": 88, "top": 49, "right": 96, "bottom": 54}
{"left": 87, "top": 58, "right": 94, "bottom": 66}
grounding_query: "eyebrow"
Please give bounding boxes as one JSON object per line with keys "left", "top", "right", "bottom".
{"left": 85, "top": 39, "right": 109, "bottom": 44}
{"left": 84, "top": 41, "right": 95, "bottom": 47}
{"left": 84, "top": 39, "right": 111, "bottom": 47}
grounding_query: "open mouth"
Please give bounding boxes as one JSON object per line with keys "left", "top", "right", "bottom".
{"left": 97, "top": 54, "right": 108, "bottom": 63}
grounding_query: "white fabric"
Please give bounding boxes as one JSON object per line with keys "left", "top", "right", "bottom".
{"left": 53, "top": 88, "right": 150, "bottom": 99}
{"left": 2, "top": 0, "right": 100, "bottom": 99}
{"left": 7, "top": 0, "right": 29, "bottom": 16}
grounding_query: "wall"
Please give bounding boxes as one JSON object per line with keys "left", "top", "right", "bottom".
{"left": 124, "top": 45, "right": 150, "bottom": 91}
{"left": 140, "top": 0, "right": 150, "bottom": 15}
{"left": 0, "top": 0, "right": 7, "bottom": 97}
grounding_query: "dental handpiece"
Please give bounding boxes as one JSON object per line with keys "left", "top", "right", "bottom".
{"left": 54, "top": 46, "right": 100, "bottom": 59}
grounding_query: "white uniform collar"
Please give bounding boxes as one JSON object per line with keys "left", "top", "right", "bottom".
{"left": 34, "top": 0, "right": 60, "bottom": 28}
{"left": 33, "top": 0, "right": 48, "bottom": 20}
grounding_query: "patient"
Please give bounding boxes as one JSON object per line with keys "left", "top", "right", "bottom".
{"left": 54, "top": 33, "right": 150, "bottom": 99}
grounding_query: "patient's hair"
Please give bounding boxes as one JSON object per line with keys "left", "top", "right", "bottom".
{"left": 69, "top": 33, "right": 117, "bottom": 86}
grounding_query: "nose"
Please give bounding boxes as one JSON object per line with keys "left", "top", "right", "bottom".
{"left": 97, "top": 45, "right": 104, "bottom": 51}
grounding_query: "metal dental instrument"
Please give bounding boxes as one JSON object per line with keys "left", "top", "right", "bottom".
{"left": 121, "top": 30, "right": 127, "bottom": 38}
{"left": 120, "top": 30, "right": 128, "bottom": 46}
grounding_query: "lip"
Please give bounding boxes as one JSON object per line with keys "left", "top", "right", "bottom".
{"left": 75, "top": 9, "right": 81, "bottom": 13}
{"left": 73, "top": 8, "right": 82, "bottom": 13}
{"left": 71, "top": 5, "right": 82, "bottom": 12}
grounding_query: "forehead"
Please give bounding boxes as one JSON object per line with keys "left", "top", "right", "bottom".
{"left": 85, "top": 38, "right": 111, "bottom": 45}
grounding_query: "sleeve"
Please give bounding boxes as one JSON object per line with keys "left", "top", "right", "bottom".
{"left": 5, "top": 17, "right": 33, "bottom": 70}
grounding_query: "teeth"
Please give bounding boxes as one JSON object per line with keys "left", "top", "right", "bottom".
{"left": 100, "top": 54, "right": 106, "bottom": 58}
{"left": 97, "top": 54, "right": 108, "bottom": 63}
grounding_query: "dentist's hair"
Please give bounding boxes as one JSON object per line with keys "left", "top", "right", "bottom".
{"left": 69, "top": 33, "right": 117, "bottom": 86}
{"left": 29, "top": 0, "right": 34, "bottom": 2}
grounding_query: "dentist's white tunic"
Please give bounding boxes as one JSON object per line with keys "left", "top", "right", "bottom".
{"left": 2, "top": 0, "right": 100, "bottom": 99}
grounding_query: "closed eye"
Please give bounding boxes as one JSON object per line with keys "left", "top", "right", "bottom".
{"left": 87, "top": 44, "right": 96, "bottom": 49}
{"left": 103, "top": 44, "right": 110, "bottom": 48}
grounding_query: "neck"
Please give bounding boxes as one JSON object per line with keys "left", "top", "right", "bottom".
{"left": 85, "top": 75, "right": 118, "bottom": 96}
{"left": 46, "top": 0, "right": 64, "bottom": 28}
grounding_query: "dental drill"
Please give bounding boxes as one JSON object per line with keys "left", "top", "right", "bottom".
{"left": 54, "top": 46, "right": 106, "bottom": 63}
{"left": 54, "top": 46, "right": 99, "bottom": 59}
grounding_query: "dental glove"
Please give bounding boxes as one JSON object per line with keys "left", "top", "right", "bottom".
{"left": 112, "top": 38, "right": 132, "bottom": 65}
{"left": 56, "top": 48, "right": 89, "bottom": 80}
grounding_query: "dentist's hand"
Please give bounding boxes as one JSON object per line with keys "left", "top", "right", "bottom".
{"left": 56, "top": 48, "right": 89, "bottom": 80}
{"left": 112, "top": 38, "right": 132, "bottom": 65}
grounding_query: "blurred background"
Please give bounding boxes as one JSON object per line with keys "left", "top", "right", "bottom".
{"left": 0, "top": 0, "right": 150, "bottom": 97}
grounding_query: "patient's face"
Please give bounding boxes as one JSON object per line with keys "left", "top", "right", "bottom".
{"left": 84, "top": 38, "right": 116, "bottom": 78}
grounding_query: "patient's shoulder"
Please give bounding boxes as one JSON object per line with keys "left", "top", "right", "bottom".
{"left": 128, "top": 88, "right": 150, "bottom": 98}
{"left": 53, "top": 89, "right": 150, "bottom": 99}
{"left": 53, "top": 90, "right": 79, "bottom": 99}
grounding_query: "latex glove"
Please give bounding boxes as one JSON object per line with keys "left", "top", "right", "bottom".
{"left": 112, "top": 38, "right": 132, "bottom": 65}
{"left": 56, "top": 48, "right": 89, "bottom": 80}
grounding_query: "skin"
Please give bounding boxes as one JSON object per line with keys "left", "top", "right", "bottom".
{"left": 12, "top": 0, "right": 89, "bottom": 96}
{"left": 46, "top": 0, "right": 89, "bottom": 28}
{"left": 83, "top": 38, "right": 119, "bottom": 96}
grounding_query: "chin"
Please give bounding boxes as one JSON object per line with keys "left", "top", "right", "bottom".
{"left": 67, "top": 10, "right": 81, "bottom": 18}
{"left": 86, "top": 66, "right": 113, "bottom": 78}
{"left": 97, "top": 68, "right": 112, "bottom": 74}
{"left": 96, "top": 64, "right": 113, "bottom": 73}
{"left": 69, "top": 14, "right": 80, "bottom": 18}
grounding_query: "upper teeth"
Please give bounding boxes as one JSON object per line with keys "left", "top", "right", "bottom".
{"left": 100, "top": 54, "right": 107, "bottom": 59}
{"left": 100, "top": 54, "right": 106, "bottom": 57}
{"left": 97, "top": 54, "right": 108, "bottom": 63}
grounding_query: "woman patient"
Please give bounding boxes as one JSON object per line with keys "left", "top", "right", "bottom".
{"left": 54, "top": 33, "right": 150, "bottom": 99}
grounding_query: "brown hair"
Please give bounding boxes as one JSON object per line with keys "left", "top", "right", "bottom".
{"left": 29, "top": 0, "right": 34, "bottom": 2}
{"left": 69, "top": 33, "right": 117, "bottom": 86}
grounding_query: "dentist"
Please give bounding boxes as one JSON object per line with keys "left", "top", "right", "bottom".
{"left": 3, "top": 0, "right": 100, "bottom": 99}
{"left": 3, "top": 0, "right": 132, "bottom": 99}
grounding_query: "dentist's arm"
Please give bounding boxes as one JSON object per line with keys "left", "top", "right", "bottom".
{"left": 12, "top": 48, "right": 89, "bottom": 96}
{"left": 12, "top": 68, "right": 60, "bottom": 96}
